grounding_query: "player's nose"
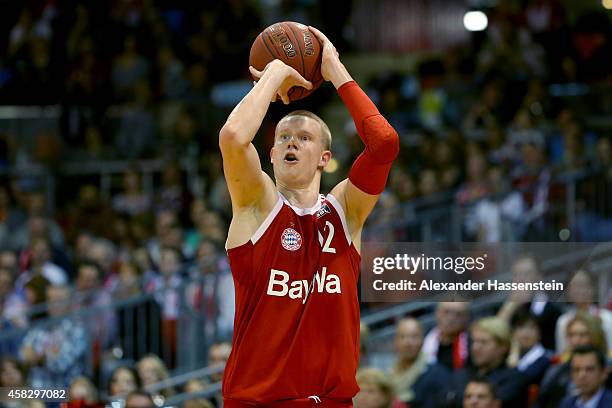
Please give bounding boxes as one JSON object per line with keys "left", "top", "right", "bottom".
{"left": 286, "top": 135, "right": 299, "bottom": 148}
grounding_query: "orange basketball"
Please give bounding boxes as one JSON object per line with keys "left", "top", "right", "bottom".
{"left": 249, "top": 21, "right": 323, "bottom": 101}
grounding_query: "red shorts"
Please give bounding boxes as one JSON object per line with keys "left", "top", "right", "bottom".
{"left": 224, "top": 397, "right": 353, "bottom": 408}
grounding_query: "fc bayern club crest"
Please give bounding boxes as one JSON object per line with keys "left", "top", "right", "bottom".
{"left": 281, "top": 228, "right": 302, "bottom": 251}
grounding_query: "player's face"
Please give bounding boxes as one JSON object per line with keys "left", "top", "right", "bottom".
{"left": 271, "top": 116, "right": 331, "bottom": 187}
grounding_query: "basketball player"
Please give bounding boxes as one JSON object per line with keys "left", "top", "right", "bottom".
{"left": 219, "top": 27, "right": 399, "bottom": 407}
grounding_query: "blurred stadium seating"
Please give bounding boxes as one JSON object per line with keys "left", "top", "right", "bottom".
{"left": 0, "top": 0, "right": 611, "bottom": 407}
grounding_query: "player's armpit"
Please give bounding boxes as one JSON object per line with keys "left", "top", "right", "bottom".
{"left": 330, "top": 179, "right": 378, "bottom": 250}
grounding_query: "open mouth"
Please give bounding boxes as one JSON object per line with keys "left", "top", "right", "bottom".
{"left": 284, "top": 152, "right": 299, "bottom": 163}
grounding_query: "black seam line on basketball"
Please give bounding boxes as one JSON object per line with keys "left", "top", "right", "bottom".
{"left": 287, "top": 25, "right": 306, "bottom": 99}
{"left": 287, "top": 23, "right": 306, "bottom": 78}
{"left": 259, "top": 35, "right": 277, "bottom": 63}
{"left": 263, "top": 31, "right": 282, "bottom": 60}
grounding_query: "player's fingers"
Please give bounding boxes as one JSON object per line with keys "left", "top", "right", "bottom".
{"left": 286, "top": 68, "right": 312, "bottom": 89}
{"left": 297, "top": 77, "right": 313, "bottom": 90}
{"left": 271, "top": 92, "right": 277, "bottom": 102}
{"left": 308, "top": 26, "right": 329, "bottom": 44}
{"left": 279, "top": 91, "right": 290, "bottom": 105}
{"left": 249, "top": 66, "right": 263, "bottom": 79}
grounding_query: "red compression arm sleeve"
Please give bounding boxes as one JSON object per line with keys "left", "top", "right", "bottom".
{"left": 338, "top": 81, "right": 399, "bottom": 195}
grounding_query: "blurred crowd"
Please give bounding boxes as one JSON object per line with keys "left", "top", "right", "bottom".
{"left": 0, "top": 0, "right": 611, "bottom": 407}
{"left": 356, "top": 256, "right": 612, "bottom": 408}
{"left": 1, "top": 343, "right": 231, "bottom": 407}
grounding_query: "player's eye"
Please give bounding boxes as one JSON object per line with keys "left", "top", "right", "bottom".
{"left": 301, "top": 135, "right": 309, "bottom": 141}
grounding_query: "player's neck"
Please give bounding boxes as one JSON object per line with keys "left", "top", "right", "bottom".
{"left": 277, "top": 183, "right": 320, "bottom": 209}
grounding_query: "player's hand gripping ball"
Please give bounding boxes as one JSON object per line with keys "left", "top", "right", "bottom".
{"left": 249, "top": 21, "right": 323, "bottom": 102}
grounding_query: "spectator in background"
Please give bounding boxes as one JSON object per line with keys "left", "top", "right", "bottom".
{"left": 0, "top": 267, "right": 27, "bottom": 329}
{"left": 567, "top": 12, "right": 612, "bottom": 83}
{"left": 16, "top": 237, "right": 67, "bottom": 288}
{"left": 462, "top": 81, "right": 503, "bottom": 140}
{"left": 67, "top": 185, "right": 115, "bottom": 242}
{"left": 108, "top": 366, "right": 140, "bottom": 398}
{"left": 22, "top": 275, "right": 49, "bottom": 322}
{"left": 196, "top": 210, "right": 227, "bottom": 249}
{"left": 433, "top": 140, "right": 461, "bottom": 190}
{"left": 147, "top": 209, "right": 181, "bottom": 266}
{"left": 389, "top": 168, "right": 417, "bottom": 204}
{"left": 115, "top": 80, "right": 156, "bottom": 159}
{"left": 456, "top": 153, "right": 489, "bottom": 207}
{"left": 112, "top": 166, "right": 152, "bottom": 217}
{"left": 14, "top": 191, "right": 64, "bottom": 250}
{"left": 463, "top": 379, "right": 501, "bottom": 408}
{"left": 184, "top": 63, "right": 210, "bottom": 105}
{"left": 390, "top": 317, "right": 452, "bottom": 407}
{"left": 125, "top": 390, "right": 156, "bottom": 408}
{"left": 74, "top": 231, "right": 96, "bottom": 264}
{"left": 464, "top": 166, "right": 524, "bottom": 242}
{"left": 423, "top": 302, "right": 470, "bottom": 371}
{"left": 0, "top": 249, "right": 18, "bottom": 274}
{"left": 538, "top": 312, "right": 609, "bottom": 408}
{"left": 69, "top": 376, "right": 100, "bottom": 407}
{"left": 497, "top": 255, "right": 561, "bottom": 351}
{"left": 0, "top": 184, "right": 26, "bottom": 250}
{"left": 451, "top": 317, "right": 527, "bottom": 407}
{"left": 360, "top": 322, "right": 371, "bottom": 368}
{"left": 86, "top": 238, "right": 117, "bottom": 279}
{"left": 147, "top": 246, "right": 183, "bottom": 365}
{"left": 112, "top": 35, "right": 148, "bottom": 103}
{"left": 556, "top": 269, "right": 612, "bottom": 354}
{"left": 511, "top": 139, "right": 551, "bottom": 240}
{"left": 110, "top": 260, "right": 142, "bottom": 300}
{"left": 155, "top": 160, "right": 191, "bottom": 218}
{"left": 74, "top": 262, "right": 116, "bottom": 353}
{"left": 559, "top": 345, "right": 611, "bottom": 408}
{"left": 0, "top": 268, "right": 25, "bottom": 355}
{"left": 507, "top": 312, "right": 553, "bottom": 404}
{"left": 136, "top": 354, "right": 175, "bottom": 399}
{"left": 206, "top": 342, "right": 231, "bottom": 408}
{"left": 184, "top": 198, "right": 207, "bottom": 256}
{"left": 133, "top": 246, "right": 156, "bottom": 280}
{"left": 354, "top": 368, "right": 400, "bottom": 408}
{"left": 208, "top": 342, "right": 231, "bottom": 383}
{"left": 184, "top": 378, "right": 215, "bottom": 408}
{"left": 0, "top": 356, "right": 28, "bottom": 388}
{"left": 156, "top": 45, "right": 188, "bottom": 101}
{"left": 187, "top": 239, "right": 234, "bottom": 344}
{"left": 0, "top": 356, "right": 43, "bottom": 408}
{"left": 20, "top": 285, "right": 88, "bottom": 387}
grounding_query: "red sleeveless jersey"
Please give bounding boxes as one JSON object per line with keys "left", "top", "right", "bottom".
{"left": 223, "top": 193, "right": 361, "bottom": 405}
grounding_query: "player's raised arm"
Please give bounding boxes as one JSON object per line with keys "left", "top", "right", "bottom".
{"left": 219, "top": 60, "right": 312, "bottom": 210}
{"left": 310, "top": 27, "right": 399, "bottom": 247}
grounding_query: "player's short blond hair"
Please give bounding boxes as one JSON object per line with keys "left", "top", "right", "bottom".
{"left": 280, "top": 110, "right": 332, "bottom": 150}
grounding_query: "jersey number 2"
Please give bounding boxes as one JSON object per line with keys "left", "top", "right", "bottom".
{"left": 320, "top": 221, "right": 336, "bottom": 253}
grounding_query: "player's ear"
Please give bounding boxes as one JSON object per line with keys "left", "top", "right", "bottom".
{"left": 270, "top": 147, "right": 275, "bottom": 163}
{"left": 319, "top": 150, "right": 331, "bottom": 168}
